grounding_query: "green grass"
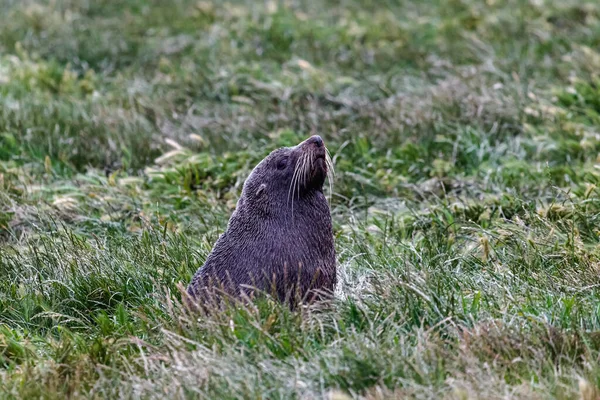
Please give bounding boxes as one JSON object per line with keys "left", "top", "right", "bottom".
{"left": 2, "top": 0, "right": 600, "bottom": 398}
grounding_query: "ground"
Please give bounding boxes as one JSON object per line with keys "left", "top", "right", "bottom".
{"left": 1, "top": 0, "right": 600, "bottom": 398}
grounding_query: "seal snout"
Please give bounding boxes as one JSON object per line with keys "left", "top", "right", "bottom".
{"left": 289, "top": 135, "right": 331, "bottom": 192}
{"left": 303, "top": 135, "right": 326, "bottom": 160}
{"left": 307, "top": 135, "right": 324, "bottom": 148}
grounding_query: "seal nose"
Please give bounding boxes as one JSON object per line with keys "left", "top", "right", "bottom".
{"left": 307, "top": 135, "right": 324, "bottom": 148}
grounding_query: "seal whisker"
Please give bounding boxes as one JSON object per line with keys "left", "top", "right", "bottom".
{"left": 292, "top": 151, "right": 309, "bottom": 218}
{"left": 325, "top": 150, "right": 334, "bottom": 203}
{"left": 307, "top": 151, "right": 312, "bottom": 185}
{"left": 298, "top": 152, "right": 308, "bottom": 205}
{"left": 295, "top": 152, "right": 304, "bottom": 196}
{"left": 325, "top": 148, "right": 335, "bottom": 177}
{"left": 288, "top": 162, "right": 300, "bottom": 203}
{"left": 288, "top": 155, "right": 303, "bottom": 218}
{"left": 308, "top": 150, "right": 313, "bottom": 185}
{"left": 302, "top": 151, "right": 310, "bottom": 189}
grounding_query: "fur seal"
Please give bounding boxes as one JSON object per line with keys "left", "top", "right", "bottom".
{"left": 187, "top": 135, "right": 335, "bottom": 308}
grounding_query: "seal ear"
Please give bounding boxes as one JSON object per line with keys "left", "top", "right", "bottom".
{"left": 256, "top": 183, "right": 267, "bottom": 197}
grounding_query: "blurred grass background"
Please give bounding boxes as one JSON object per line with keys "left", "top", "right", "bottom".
{"left": 2, "top": 0, "right": 600, "bottom": 398}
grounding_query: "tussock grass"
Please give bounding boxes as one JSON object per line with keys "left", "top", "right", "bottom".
{"left": 2, "top": 0, "right": 600, "bottom": 398}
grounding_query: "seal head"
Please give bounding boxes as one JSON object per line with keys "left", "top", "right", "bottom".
{"left": 187, "top": 135, "right": 335, "bottom": 308}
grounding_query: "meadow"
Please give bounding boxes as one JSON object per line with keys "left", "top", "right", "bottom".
{"left": 1, "top": 0, "right": 600, "bottom": 398}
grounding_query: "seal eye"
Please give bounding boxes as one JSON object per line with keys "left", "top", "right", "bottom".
{"left": 276, "top": 157, "right": 288, "bottom": 170}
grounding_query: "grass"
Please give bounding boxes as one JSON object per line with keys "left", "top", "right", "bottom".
{"left": 1, "top": 0, "right": 600, "bottom": 398}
